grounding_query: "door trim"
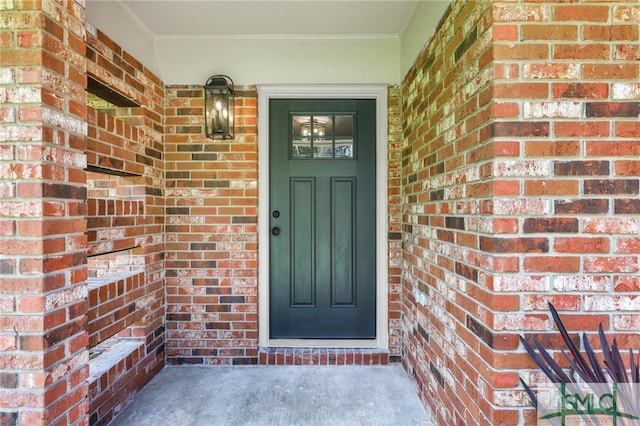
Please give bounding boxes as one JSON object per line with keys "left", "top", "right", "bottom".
{"left": 257, "top": 85, "right": 388, "bottom": 349}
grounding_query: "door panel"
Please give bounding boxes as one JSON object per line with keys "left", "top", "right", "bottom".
{"left": 290, "top": 178, "right": 315, "bottom": 307}
{"left": 331, "top": 177, "right": 356, "bottom": 307}
{"left": 269, "top": 99, "right": 376, "bottom": 339}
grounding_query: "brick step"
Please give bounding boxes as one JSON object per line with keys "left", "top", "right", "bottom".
{"left": 258, "top": 348, "right": 393, "bottom": 366}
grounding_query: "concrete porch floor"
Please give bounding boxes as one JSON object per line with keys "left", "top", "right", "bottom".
{"left": 109, "top": 364, "right": 432, "bottom": 426}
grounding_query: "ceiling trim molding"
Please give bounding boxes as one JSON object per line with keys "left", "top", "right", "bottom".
{"left": 398, "top": 0, "right": 420, "bottom": 39}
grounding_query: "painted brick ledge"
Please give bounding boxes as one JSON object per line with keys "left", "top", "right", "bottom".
{"left": 258, "top": 348, "right": 397, "bottom": 366}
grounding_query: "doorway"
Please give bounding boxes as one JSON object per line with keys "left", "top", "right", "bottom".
{"left": 269, "top": 99, "right": 376, "bottom": 338}
{"left": 257, "top": 85, "right": 388, "bottom": 348}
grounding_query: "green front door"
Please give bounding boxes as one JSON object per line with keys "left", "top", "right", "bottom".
{"left": 269, "top": 99, "right": 376, "bottom": 339}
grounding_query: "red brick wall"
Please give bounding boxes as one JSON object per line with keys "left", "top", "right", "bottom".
{"left": 164, "top": 85, "right": 260, "bottom": 365}
{"left": 401, "top": 2, "right": 498, "bottom": 423}
{"left": 492, "top": 2, "right": 640, "bottom": 423}
{"left": 164, "top": 86, "right": 404, "bottom": 364}
{"left": 4, "top": 0, "right": 636, "bottom": 424}
{"left": 401, "top": 1, "right": 640, "bottom": 424}
{"left": 84, "top": 25, "right": 166, "bottom": 425}
{"left": 85, "top": 24, "right": 165, "bottom": 352}
{"left": 388, "top": 86, "right": 404, "bottom": 358}
{"left": 0, "top": 1, "right": 89, "bottom": 425}
{"left": 87, "top": 271, "right": 145, "bottom": 349}
{"left": 86, "top": 173, "right": 145, "bottom": 258}
{"left": 86, "top": 109, "right": 145, "bottom": 176}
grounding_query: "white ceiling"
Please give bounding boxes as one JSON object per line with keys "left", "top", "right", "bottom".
{"left": 85, "top": 0, "right": 450, "bottom": 84}
{"left": 90, "top": 1, "right": 421, "bottom": 37}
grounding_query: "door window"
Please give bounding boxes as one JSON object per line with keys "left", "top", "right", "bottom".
{"left": 291, "top": 114, "right": 355, "bottom": 159}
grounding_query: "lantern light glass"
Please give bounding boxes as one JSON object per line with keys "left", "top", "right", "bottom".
{"left": 204, "top": 75, "right": 234, "bottom": 140}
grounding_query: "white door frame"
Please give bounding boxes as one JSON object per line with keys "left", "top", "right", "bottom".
{"left": 257, "top": 85, "right": 388, "bottom": 349}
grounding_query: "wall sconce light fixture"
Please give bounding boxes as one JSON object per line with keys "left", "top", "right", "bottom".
{"left": 204, "top": 75, "right": 234, "bottom": 140}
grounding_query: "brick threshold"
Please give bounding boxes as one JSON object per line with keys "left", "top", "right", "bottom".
{"left": 258, "top": 348, "right": 397, "bottom": 366}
